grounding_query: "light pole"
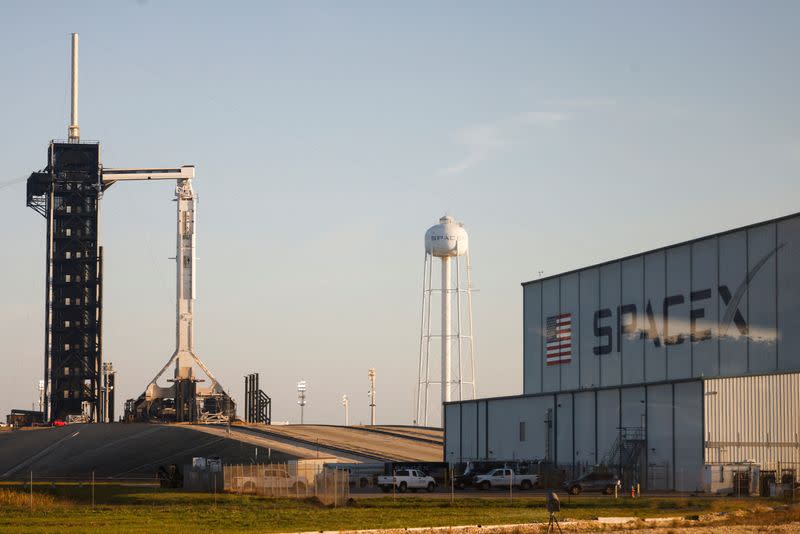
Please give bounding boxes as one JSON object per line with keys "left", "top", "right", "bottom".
{"left": 37, "top": 380, "right": 45, "bottom": 413}
{"left": 102, "top": 362, "right": 114, "bottom": 423}
{"left": 341, "top": 395, "right": 349, "bottom": 426}
{"left": 368, "top": 368, "right": 376, "bottom": 426}
{"left": 297, "top": 380, "right": 307, "bottom": 424}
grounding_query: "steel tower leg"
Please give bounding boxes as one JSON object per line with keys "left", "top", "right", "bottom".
{"left": 442, "top": 256, "right": 451, "bottom": 404}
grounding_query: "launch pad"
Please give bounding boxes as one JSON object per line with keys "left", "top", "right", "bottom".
{"left": 25, "top": 34, "right": 235, "bottom": 424}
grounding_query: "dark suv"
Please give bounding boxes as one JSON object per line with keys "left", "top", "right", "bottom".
{"left": 563, "top": 472, "right": 619, "bottom": 495}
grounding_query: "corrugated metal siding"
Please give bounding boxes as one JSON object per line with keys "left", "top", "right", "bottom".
{"left": 704, "top": 373, "right": 800, "bottom": 466}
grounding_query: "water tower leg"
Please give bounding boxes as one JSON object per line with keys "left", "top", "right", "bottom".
{"left": 442, "top": 256, "right": 451, "bottom": 404}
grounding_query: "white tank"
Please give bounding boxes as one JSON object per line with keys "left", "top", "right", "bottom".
{"left": 425, "top": 215, "right": 469, "bottom": 257}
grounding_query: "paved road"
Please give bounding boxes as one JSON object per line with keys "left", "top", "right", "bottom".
{"left": 190, "top": 425, "right": 370, "bottom": 463}
{"left": 0, "top": 423, "right": 442, "bottom": 481}
{"left": 353, "top": 425, "right": 444, "bottom": 445}
{"left": 238, "top": 424, "right": 443, "bottom": 462}
{"left": 374, "top": 426, "right": 444, "bottom": 441}
{"left": 0, "top": 424, "right": 296, "bottom": 481}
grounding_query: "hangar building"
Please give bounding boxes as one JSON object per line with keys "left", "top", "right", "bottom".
{"left": 444, "top": 212, "right": 800, "bottom": 491}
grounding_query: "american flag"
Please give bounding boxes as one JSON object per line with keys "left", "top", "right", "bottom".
{"left": 546, "top": 313, "right": 572, "bottom": 365}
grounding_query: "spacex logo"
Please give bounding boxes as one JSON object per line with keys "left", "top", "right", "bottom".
{"left": 590, "top": 244, "right": 784, "bottom": 355}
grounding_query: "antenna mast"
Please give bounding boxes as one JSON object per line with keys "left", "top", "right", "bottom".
{"left": 68, "top": 33, "right": 80, "bottom": 142}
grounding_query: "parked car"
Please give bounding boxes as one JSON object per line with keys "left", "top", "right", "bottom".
{"left": 563, "top": 472, "right": 620, "bottom": 495}
{"left": 233, "top": 467, "right": 306, "bottom": 494}
{"left": 377, "top": 469, "right": 436, "bottom": 493}
{"left": 350, "top": 463, "right": 385, "bottom": 488}
{"left": 453, "top": 465, "right": 481, "bottom": 490}
{"left": 473, "top": 468, "right": 539, "bottom": 490}
{"left": 323, "top": 463, "right": 384, "bottom": 488}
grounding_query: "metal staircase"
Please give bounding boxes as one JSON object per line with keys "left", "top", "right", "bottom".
{"left": 601, "top": 427, "right": 646, "bottom": 483}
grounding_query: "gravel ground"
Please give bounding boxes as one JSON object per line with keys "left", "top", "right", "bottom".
{"left": 323, "top": 523, "right": 800, "bottom": 534}
{"left": 309, "top": 507, "right": 800, "bottom": 534}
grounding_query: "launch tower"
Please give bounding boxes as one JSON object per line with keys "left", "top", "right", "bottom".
{"left": 25, "top": 33, "right": 234, "bottom": 423}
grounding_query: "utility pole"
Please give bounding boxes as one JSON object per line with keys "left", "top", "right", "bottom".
{"left": 297, "top": 380, "right": 307, "bottom": 424}
{"left": 544, "top": 409, "right": 553, "bottom": 463}
{"left": 368, "top": 368, "right": 376, "bottom": 426}
{"left": 341, "top": 395, "right": 349, "bottom": 426}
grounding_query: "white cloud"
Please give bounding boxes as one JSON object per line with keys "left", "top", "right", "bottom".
{"left": 518, "top": 111, "right": 572, "bottom": 123}
{"left": 437, "top": 111, "right": 571, "bottom": 176}
{"left": 542, "top": 97, "right": 616, "bottom": 110}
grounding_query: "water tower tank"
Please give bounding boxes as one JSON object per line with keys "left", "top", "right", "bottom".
{"left": 425, "top": 215, "right": 469, "bottom": 257}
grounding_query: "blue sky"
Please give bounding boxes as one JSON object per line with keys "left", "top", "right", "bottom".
{"left": 1, "top": 1, "right": 798, "bottom": 424}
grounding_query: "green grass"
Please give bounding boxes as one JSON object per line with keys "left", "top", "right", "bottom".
{"left": 0, "top": 485, "right": 790, "bottom": 534}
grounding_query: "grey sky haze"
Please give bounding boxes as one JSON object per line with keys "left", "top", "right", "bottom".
{"left": 1, "top": 1, "right": 798, "bottom": 425}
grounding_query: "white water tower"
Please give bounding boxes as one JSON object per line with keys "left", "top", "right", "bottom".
{"left": 416, "top": 215, "right": 477, "bottom": 426}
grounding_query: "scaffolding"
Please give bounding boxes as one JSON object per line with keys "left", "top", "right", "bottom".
{"left": 244, "top": 373, "right": 271, "bottom": 424}
{"left": 26, "top": 142, "right": 103, "bottom": 423}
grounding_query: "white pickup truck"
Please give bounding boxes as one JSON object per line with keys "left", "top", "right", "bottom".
{"left": 474, "top": 468, "right": 539, "bottom": 490}
{"left": 377, "top": 469, "right": 437, "bottom": 493}
{"left": 233, "top": 467, "right": 307, "bottom": 494}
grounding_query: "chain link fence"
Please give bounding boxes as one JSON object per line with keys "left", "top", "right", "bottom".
{"left": 223, "top": 461, "right": 349, "bottom": 506}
